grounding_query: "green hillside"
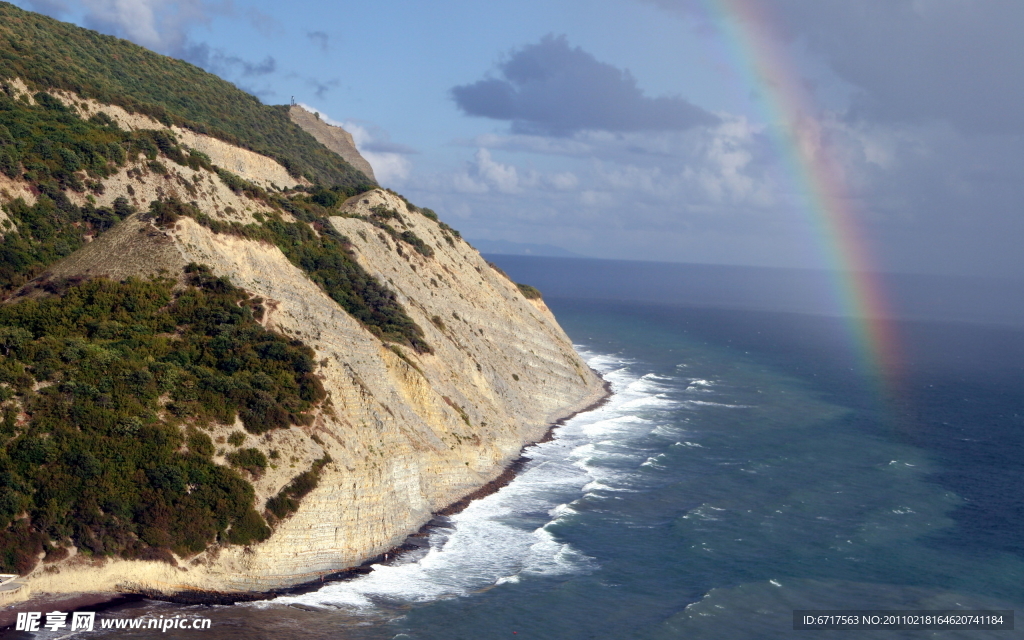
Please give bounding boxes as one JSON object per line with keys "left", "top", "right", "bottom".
{"left": 0, "top": 267, "right": 338, "bottom": 571}
{"left": 0, "top": 1, "right": 374, "bottom": 189}
{"left": 0, "top": 4, "right": 449, "bottom": 576}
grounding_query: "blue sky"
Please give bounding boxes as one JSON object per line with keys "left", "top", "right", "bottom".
{"left": 12, "top": 0, "right": 1024, "bottom": 277}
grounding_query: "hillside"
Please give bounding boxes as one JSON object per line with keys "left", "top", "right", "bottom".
{"left": 0, "top": 7, "right": 603, "bottom": 602}
{"left": 0, "top": 1, "right": 373, "bottom": 189}
{"left": 289, "top": 105, "right": 377, "bottom": 182}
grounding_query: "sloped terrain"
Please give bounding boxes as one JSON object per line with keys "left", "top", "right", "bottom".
{"left": 0, "top": 1, "right": 373, "bottom": 188}
{"left": 0, "top": 6, "right": 603, "bottom": 600}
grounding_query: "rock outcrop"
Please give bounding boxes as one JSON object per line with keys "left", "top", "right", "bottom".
{"left": 289, "top": 105, "right": 377, "bottom": 183}
{"left": 4, "top": 84, "right": 603, "bottom": 598}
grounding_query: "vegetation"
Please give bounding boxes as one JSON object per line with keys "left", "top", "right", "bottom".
{"left": 225, "top": 448, "right": 267, "bottom": 479}
{"left": 382, "top": 189, "right": 462, "bottom": 245}
{"left": 152, "top": 196, "right": 432, "bottom": 354}
{"left": 0, "top": 3, "right": 489, "bottom": 578}
{"left": 516, "top": 283, "right": 543, "bottom": 300}
{"left": 486, "top": 263, "right": 543, "bottom": 299}
{"left": 0, "top": 82, "right": 229, "bottom": 293}
{"left": 265, "top": 455, "right": 331, "bottom": 522}
{"left": 0, "top": 265, "right": 328, "bottom": 573}
{"left": 0, "top": 79, "right": 448, "bottom": 353}
{"left": 361, "top": 205, "right": 434, "bottom": 257}
{"left": 0, "top": 2, "right": 374, "bottom": 189}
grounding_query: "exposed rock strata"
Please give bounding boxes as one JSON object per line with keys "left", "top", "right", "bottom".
{"left": 3, "top": 88, "right": 603, "bottom": 597}
{"left": 288, "top": 105, "right": 376, "bottom": 182}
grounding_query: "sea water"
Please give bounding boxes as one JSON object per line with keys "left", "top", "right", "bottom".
{"left": 14, "top": 267, "right": 1024, "bottom": 640}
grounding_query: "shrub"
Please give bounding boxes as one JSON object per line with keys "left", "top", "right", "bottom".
{"left": 0, "top": 520, "right": 44, "bottom": 574}
{"left": 187, "top": 429, "right": 215, "bottom": 458}
{"left": 516, "top": 283, "right": 542, "bottom": 300}
{"left": 0, "top": 269, "right": 323, "bottom": 564}
{"left": 181, "top": 200, "right": 433, "bottom": 354}
{"left": 226, "top": 448, "right": 267, "bottom": 478}
{"left": 265, "top": 455, "right": 331, "bottom": 521}
{"left": 226, "top": 508, "right": 271, "bottom": 545}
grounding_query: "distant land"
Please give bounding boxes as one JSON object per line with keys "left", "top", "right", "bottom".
{"left": 469, "top": 239, "right": 584, "bottom": 258}
{"left": 486, "top": 255, "right": 1024, "bottom": 328}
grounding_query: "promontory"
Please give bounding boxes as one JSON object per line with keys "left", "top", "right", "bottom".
{"left": 0, "top": 2, "right": 603, "bottom": 604}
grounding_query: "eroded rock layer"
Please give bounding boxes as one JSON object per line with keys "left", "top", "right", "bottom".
{"left": 3, "top": 84, "right": 603, "bottom": 597}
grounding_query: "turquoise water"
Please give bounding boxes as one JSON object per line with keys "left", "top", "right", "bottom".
{"left": 15, "top": 294, "right": 1024, "bottom": 640}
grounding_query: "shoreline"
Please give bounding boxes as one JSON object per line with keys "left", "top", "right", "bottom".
{"left": 0, "top": 374, "right": 613, "bottom": 624}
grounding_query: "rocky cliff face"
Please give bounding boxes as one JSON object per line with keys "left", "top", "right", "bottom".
{"left": 289, "top": 105, "right": 377, "bottom": 183}
{"left": 3, "top": 83, "right": 603, "bottom": 597}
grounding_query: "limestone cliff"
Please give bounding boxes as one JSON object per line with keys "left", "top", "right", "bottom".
{"left": 289, "top": 105, "right": 377, "bottom": 183}
{"left": 1, "top": 83, "right": 604, "bottom": 598}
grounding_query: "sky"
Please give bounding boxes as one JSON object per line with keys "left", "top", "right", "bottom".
{"left": 11, "top": 0, "right": 1024, "bottom": 277}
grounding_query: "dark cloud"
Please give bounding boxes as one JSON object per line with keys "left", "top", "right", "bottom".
{"left": 307, "top": 30, "right": 329, "bottom": 53}
{"left": 306, "top": 77, "right": 340, "bottom": 99}
{"left": 180, "top": 42, "right": 275, "bottom": 78}
{"left": 451, "top": 34, "right": 718, "bottom": 136}
{"left": 643, "top": 0, "right": 1024, "bottom": 135}
{"left": 230, "top": 54, "right": 276, "bottom": 76}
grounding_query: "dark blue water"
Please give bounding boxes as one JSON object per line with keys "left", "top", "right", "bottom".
{"left": 26, "top": 263, "right": 1024, "bottom": 640}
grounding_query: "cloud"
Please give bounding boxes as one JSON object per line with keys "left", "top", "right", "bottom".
{"left": 454, "top": 149, "right": 583, "bottom": 194}
{"left": 215, "top": 53, "right": 276, "bottom": 76}
{"left": 343, "top": 121, "right": 413, "bottom": 185}
{"left": 296, "top": 105, "right": 417, "bottom": 186}
{"left": 642, "top": 0, "right": 1024, "bottom": 135}
{"left": 77, "top": 0, "right": 225, "bottom": 57}
{"left": 18, "top": 0, "right": 280, "bottom": 89}
{"left": 307, "top": 30, "right": 329, "bottom": 53}
{"left": 396, "top": 114, "right": 823, "bottom": 266}
{"left": 451, "top": 34, "right": 718, "bottom": 136}
{"left": 244, "top": 7, "right": 278, "bottom": 37}
{"left": 178, "top": 42, "right": 276, "bottom": 88}
{"left": 305, "top": 77, "right": 340, "bottom": 99}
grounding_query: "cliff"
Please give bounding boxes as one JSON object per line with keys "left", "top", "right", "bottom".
{"left": 0, "top": 12, "right": 603, "bottom": 600}
{"left": 289, "top": 105, "right": 377, "bottom": 183}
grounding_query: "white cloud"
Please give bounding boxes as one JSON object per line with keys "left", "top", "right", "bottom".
{"left": 78, "top": 0, "right": 221, "bottom": 54}
{"left": 547, "top": 172, "right": 578, "bottom": 190}
{"left": 473, "top": 149, "right": 522, "bottom": 193}
{"left": 295, "top": 105, "right": 414, "bottom": 185}
{"left": 343, "top": 121, "right": 412, "bottom": 185}
{"left": 445, "top": 149, "right": 579, "bottom": 195}
{"left": 580, "top": 190, "right": 615, "bottom": 207}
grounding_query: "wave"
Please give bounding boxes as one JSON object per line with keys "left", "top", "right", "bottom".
{"left": 254, "top": 352, "right": 647, "bottom": 612}
{"left": 260, "top": 349, "right": 725, "bottom": 614}
{"left": 684, "top": 400, "right": 751, "bottom": 409}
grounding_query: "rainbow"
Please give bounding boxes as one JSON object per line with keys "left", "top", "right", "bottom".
{"left": 698, "top": 0, "right": 902, "bottom": 388}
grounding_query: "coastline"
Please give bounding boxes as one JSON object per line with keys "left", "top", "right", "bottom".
{"left": 0, "top": 374, "right": 612, "bottom": 625}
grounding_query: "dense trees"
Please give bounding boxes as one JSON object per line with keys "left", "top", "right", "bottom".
{"left": 0, "top": 266, "right": 328, "bottom": 572}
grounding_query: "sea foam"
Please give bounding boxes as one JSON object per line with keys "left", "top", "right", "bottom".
{"left": 262, "top": 350, "right": 682, "bottom": 613}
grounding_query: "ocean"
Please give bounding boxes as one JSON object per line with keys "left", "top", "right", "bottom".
{"left": 8, "top": 257, "right": 1024, "bottom": 639}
